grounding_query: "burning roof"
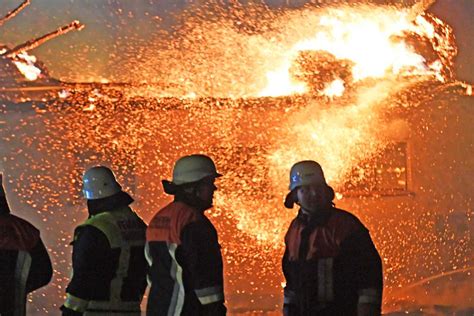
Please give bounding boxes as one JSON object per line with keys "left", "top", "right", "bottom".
{"left": 0, "top": 0, "right": 83, "bottom": 100}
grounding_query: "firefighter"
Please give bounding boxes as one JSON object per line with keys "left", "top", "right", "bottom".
{"left": 146, "top": 154, "right": 226, "bottom": 315}
{"left": 0, "top": 173, "right": 53, "bottom": 316}
{"left": 282, "top": 161, "right": 383, "bottom": 316}
{"left": 61, "top": 166, "right": 147, "bottom": 315}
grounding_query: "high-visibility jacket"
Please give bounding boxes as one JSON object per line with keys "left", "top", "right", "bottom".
{"left": 282, "top": 207, "right": 383, "bottom": 316}
{"left": 63, "top": 206, "right": 147, "bottom": 315}
{"left": 0, "top": 200, "right": 53, "bottom": 316}
{"left": 146, "top": 201, "right": 226, "bottom": 316}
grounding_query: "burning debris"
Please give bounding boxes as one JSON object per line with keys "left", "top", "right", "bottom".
{"left": 0, "top": 0, "right": 83, "bottom": 100}
{"left": 0, "top": 0, "right": 30, "bottom": 28}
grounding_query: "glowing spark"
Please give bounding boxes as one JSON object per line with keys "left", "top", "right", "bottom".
{"left": 58, "top": 90, "right": 70, "bottom": 99}
{"left": 465, "top": 84, "right": 472, "bottom": 96}
{"left": 83, "top": 103, "right": 95, "bottom": 111}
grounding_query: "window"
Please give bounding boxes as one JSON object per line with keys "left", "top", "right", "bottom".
{"left": 342, "top": 142, "right": 411, "bottom": 196}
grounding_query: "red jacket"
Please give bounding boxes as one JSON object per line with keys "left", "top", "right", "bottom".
{"left": 0, "top": 197, "right": 53, "bottom": 316}
{"left": 146, "top": 200, "right": 226, "bottom": 315}
{"left": 283, "top": 207, "right": 383, "bottom": 315}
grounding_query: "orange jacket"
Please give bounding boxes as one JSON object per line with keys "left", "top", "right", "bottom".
{"left": 146, "top": 201, "right": 226, "bottom": 315}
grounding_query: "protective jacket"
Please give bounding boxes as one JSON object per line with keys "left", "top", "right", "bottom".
{"left": 283, "top": 207, "right": 383, "bottom": 316}
{"left": 146, "top": 200, "right": 226, "bottom": 316}
{"left": 62, "top": 202, "right": 147, "bottom": 316}
{"left": 0, "top": 195, "right": 53, "bottom": 316}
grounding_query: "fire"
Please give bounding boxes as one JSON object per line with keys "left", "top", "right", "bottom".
{"left": 119, "top": 1, "right": 460, "bottom": 248}
{"left": 259, "top": 6, "right": 453, "bottom": 97}
{"left": 321, "top": 78, "right": 345, "bottom": 98}
{"left": 12, "top": 52, "right": 42, "bottom": 81}
{"left": 130, "top": 3, "right": 455, "bottom": 100}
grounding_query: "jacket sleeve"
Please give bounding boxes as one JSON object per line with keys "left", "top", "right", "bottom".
{"left": 180, "top": 221, "right": 226, "bottom": 316}
{"left": 62, "top": 226, "right": 111, "bottom": 315}
{"left": 340, "top": 228, "right": 383, "bottom": 311}
{"left": 26, "top": 237, "right": 53, "bottom": 293}
{"left": 282, "top": 247, "right": 298, "bottom": 316}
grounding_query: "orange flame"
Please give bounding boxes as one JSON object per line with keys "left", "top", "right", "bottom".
{"left": 259, "top": 7, "right": 453, "bottom": 97}
{"left": 12, "top": 52, "right": 42, "bottom": 81}
{"left": 131, "top": 3, "right": 455, "bottom": 99}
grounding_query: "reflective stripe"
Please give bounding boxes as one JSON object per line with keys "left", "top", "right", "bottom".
{"left": 144, "top": 242, "right": 153, "bottom": 266}
{"left": 64, "top": 293, "right": 89, "bottom": 312}
{"left": 317, "top": 258, "right": 334, "bottom": 302}
{"left": 283, "top": 288, "right": 297, "bottom": 305}
{"left": 195, "top": 286, "right": 224, "bottom": 305}
{"left": 167, "top": 243, "right": 185, "bottom": 316}
{"left": 13, "top": 250, "right": 32, "bottom": 316}
{"left": 358, "top": 288, "right": 381, "bottom": 304}
{"left": 144, "top": 243, "right": 153, "bottom": 286}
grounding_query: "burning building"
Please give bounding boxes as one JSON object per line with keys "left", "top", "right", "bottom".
{"left": 0, "top": 0, "right": 473, "bottom": 314}
{"left": 0, "top": 0, "right": 84, "bottom": 102}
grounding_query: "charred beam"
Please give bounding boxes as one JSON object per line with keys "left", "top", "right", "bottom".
{"left": 5, "top": 20, "right": 85, "bottom": 57}
{"left": 0, "top": 0, "right": 30, "bottom": 27}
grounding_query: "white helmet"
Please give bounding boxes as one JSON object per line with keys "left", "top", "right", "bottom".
{"left": 171, "top": 154, "right": 222, "bottom": 185}
{"left": 289, "top": 160, "right": 326, "bottom": 191}
{"left": 82, "top": 166, "right": 122, "bottom": 200}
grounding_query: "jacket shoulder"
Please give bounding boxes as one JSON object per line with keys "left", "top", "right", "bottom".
{"left": 7, "top": 214, "right": 40, "bottom": 232}
{"left": 0, "top": 214, "right": 40, "bottom": 251}
{"left": 150, "top": 202, "right": 200, "bottom": 226}
{"left": 78, "top": 207, "right": 144, "bottom": 248}
{"left": 330, "top": 208, "right": 367, "bottom": 236}
{"left": 147, "top": 202, "right": 200, "bottom": 244}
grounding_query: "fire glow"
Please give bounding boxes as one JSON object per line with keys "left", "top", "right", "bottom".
{"left": 12, "top": 52, "right": 42, "bottom": 81}
{"left": 259, "top": 6, "right": 452, "bottom": 97}
{"left": 130, "top": 3, "right": 455, "bottom": 100}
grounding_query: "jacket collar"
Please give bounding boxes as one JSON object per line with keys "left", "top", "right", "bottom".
{"left": 87, "top": 191, "right": 134, "bottom": 216}
{"left": 297, "top": 207, "right": 333, "bottom": 226}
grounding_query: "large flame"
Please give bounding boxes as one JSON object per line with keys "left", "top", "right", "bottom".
{"left": 129, "top": 3, "right": 455, "bottom": 99}
{"left": 259, "top": 7, "right": 452, "bottom": 97}
{"left": 138, "top": 3, "right": 455, "bottom": 245}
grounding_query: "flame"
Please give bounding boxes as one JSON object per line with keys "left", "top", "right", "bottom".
{"left": 12, "top": 52, "right": 42, "bottom": 81}
{"left": 259, "top": 7, "right": 453, "bottom": 97}
{"left": 130, "top": 3, "right": 455, "bottom": 99}
{"left": 120, "top": 1, "right": 459, "bottom": 247}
